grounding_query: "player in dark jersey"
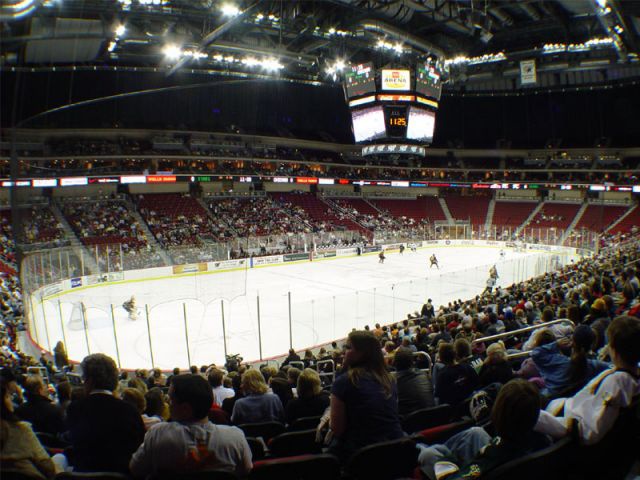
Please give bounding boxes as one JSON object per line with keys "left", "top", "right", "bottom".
{"left": 123, "top": 296, "right": 138, "bottom": 321}
{"left": 429, "top": 254, "right": 439, "bottom": 269}
{"left": 379, "top": 251, "right": 386, "bottom": 264}
{"left": 399, "top": 244, "right": 405, "bottom": 255}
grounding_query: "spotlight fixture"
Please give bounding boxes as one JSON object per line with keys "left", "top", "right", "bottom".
{"left": 163, "top": 44, "right": 182, "bottom": 61}
{"left": 221, "top": 3, "right": 241, "bottom": 17}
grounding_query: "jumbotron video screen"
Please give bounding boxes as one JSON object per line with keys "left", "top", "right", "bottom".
{"left": 345, "top": 61, "right": 442, "bottom": 148}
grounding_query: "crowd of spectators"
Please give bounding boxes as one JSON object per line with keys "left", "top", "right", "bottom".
{"left": 20, "top": 208, "right": 67, "bottom": 248}
{"left": 208, "top": 196, "right": 310, "bottom": 238}
{"left": 62, "top": 199, "right": 147, "bottom": 251}
{"left": 332, "top": 199, "right": 430, "bottom": 240}
{"left": 137, "top": 194, "right": 225, "bottom": 248}
{"left": 3, "top": 135, "right": 639, "bottom": 187}
{"left": 6, "top": 157, "right": 637, "bottom": 186}
{"left": 0, "top": 212, "right": 17, "bottom": 274}
{"left": 1, "top": 221, "right": 638, "bottom": 478}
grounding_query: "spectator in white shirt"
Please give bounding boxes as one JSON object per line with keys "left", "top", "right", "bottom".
{"left": 535, "top": 315, "right": 640, "bottom": 445}
{"left": 208, "top": 369, "right": 234, "bottom": 406}
{"left": 130, "top": 374, "right": 251, "bottom": 478}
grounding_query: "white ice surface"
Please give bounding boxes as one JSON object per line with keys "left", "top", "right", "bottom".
{"left": 32, "top": 246, "right": 573, "bottom": 369}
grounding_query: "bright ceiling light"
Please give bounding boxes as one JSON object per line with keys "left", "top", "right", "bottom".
{"left": 221, "top": 3, "right": 241, "bottom": 17}
{"left": 242, "top": 57, "right": 260, "bottom": 67}
{"left": 262, "top": 57, "right": 283, "bottom": 71}
{"left": 163, "top": 44, "right": 182, "bottom": 61}
{"left": 328, "top": 27, "right": 336, "bottom": 35}
{"left": 115, "top": 24, "right": 126, "bottom": 37}
{"left": 595, "top": 0, "right": 607, "bottom": 7}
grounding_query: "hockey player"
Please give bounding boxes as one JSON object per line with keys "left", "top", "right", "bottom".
{"left": 499, "top": 249, "right": 506, "bottom": 259}
{"left": 123, "top": 296, "right": 138, "bottom": 321}
{"left": 378, "top": 250, "right": 386, "bottom": 264}
{"left": 429, "top": 254, "right": 439, "bottom": 269}
{"left": 489, "top": 264, "right": 499, "bottom": 279}
{"left": 410, "top": 243, "right": 417, "bottom": 253}
{"left": 399, "top": 244, "right": 405, "bottom": 255}
{"left": 484, "top": 274, "right": 497, "bottom": 295}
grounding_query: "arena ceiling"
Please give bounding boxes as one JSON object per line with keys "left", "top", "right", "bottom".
{"left": 1, "top": 0, "right": 640, "bottom": 88}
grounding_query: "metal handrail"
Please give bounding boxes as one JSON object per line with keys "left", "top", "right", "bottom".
{"left": 471, "top": 319, "right": 575, "bottom": 344}
{"left": 412, "top": 351, "right": 433, "bottom": 372}
{"left": 506, "top": 351, "right": 532, "bottom": 360}
{"left": 288, "top": 361, "right": 305, "bottom": 370}
{"left": 316, "top": 359, "right": 336, "bottom": 384}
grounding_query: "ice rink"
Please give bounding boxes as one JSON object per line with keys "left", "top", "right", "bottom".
{"left": 31, "top": 245, "right": 574, "bottom": 369}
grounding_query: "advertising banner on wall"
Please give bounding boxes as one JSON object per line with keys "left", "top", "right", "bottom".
{"left": 283, "top": 253, "right": 310, "bottom": 262}
{"left": 172, "top": 263, "right": 208, "bottom": 274}
{"left": 210, "top": 259, "right": 247, "bottom": 271}
{"left": 251, "top": 255, "right": 284, "bottom": 267}
{"left": 313, "top": 250, "right": 337, "bottom": 259}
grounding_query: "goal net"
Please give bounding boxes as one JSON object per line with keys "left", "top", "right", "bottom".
{"left": 67, "top": 302, "right": 85, "bottom": 330}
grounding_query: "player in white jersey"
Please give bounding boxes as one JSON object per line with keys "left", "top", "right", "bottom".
{"left": 499, "top": 249, "right": 506, "bottom": 259}
{"left": 410, "top": 243, "right": 417, "bottom": 252}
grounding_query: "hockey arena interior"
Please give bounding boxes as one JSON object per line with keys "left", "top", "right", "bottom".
{"left": 1, "top": 0, "right": 640, "bottom": 479}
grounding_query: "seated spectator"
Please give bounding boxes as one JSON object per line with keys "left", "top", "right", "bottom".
{"left": 434, "top": 343, "right": 479, "bottom": 407}
{"left": 285, "top": 368, "right": 330, "bottom": 425}
{"left": 128, "top": 377, "right": 148, "bottom": 394}
{"left": 1, "top": 379, "right": 56, "bottom": 479}
{"left": 64, "top": 353, "right": 145, "bottom": 473}
{"left": 121, "top": 388, "right": 158, "bottom": 431}
{"left": 208, "top": 369, "right": 234, "bottom": 406}
{"left": 303, "top": 349, "right": 316, "bottom": 368}
{"left": 287, "top": 367, "right": 302, "bottom": 396}
{"left": 270, "top": 375, "right": 294, "bottom": 410}
{"left": 53, "top": 341, "right": 69, "bottom": 371}
{"left": 454, "top": 338, "right": 482, "bottom": 373}
{"left": 531, "top": 326, "right": 609, "bottom": 397}
{"left": 454, "top": 317, "right": 477, "bottom": 345}
{"left": 231, "top": 369, "right": 284, "bottom": 424}
{"left": 222, "top": 372, "right": 243, "bottom": 417}
{"left": 329, "top": 330, "right": 404, "bottom": 461}
{"left": 130, "top": 374, "right": 252, "bottom": 478}
{"left": 393, "top": 349, "right": 435, "bottom": 416}
{"left": 398, "top": 337, "right": 417, "bottom": 353}
{"left": 260, "top": 365, "right": 278, "bottom": 385}
{"left": 56, "top": 381, "right": 72, "bottom": 415}
{"left": 16, "top": 374, "right": 65, "bottom": 435}
{"left": 144, "top": 388, "right": 167, "bottom": 425}
{"left": 146, "top": 368, "right": 166, "bottom": 389}
{"left": 166, "top": 367, "right": 181, "bottom": 386}
{"left": 478, "top": 342, "right": 514, "bottom": 387}
{"left": 418, "top": 379, "right": 550, "bottom": 480}
{"left": 282, "top": 348, "right": 301, "bottom": 367}
{"left": 536, "top": 316, "right": 640, "bottom": 445}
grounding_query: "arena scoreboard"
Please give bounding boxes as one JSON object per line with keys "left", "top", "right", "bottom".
{"left": 344, "top": 61, "right": 443, "bottom": 152}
